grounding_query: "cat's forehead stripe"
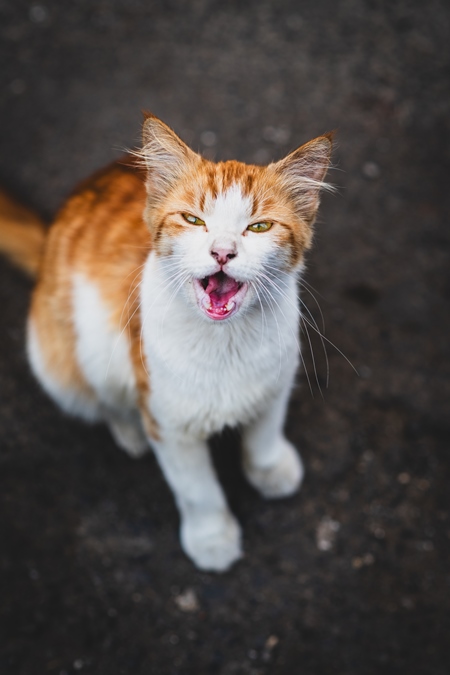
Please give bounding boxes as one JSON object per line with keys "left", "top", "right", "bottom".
{"left": 198, "top": 162, "right": 266, "bottom": 221}
{"left": 251, "top": 193, "right": 259, "bottom": 217}
{"left": 202, "top": 161, "right": 260, "bottom": 196}
{"left": 208, "top": 183, "right": 253, "bottom": 224}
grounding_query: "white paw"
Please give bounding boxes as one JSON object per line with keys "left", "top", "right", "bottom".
{"left": 180, "top": 510, "right": 243, "bottom": 572}
{"left": 107, "top": 417, "right": 150, "bottom": 459}
{"left": 244, "top": 438, "right": 304, "bottom": 499}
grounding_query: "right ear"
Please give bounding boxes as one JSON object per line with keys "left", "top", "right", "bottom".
{"left": 141, "top": 114, "right": 199, "bottom": 201}
{"left": 270, "top": 133, "right": 334, "bottom": 224}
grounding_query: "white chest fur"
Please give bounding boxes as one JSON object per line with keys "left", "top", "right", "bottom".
{"left": 72, "top": 274, "right": 137, "bottom": 411}
{"left": 140, "top": 254, "right": 300, "bottom": 438}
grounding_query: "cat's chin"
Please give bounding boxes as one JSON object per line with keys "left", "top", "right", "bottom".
{"left": 193, "top": 274, "right": 249, "bottom": 322}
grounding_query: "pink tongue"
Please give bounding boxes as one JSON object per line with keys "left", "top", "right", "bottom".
{"left": 205, "top": 273, "right": 240, "bottom": 308}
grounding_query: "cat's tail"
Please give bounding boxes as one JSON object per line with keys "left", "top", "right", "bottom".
{"left": 0, "top": 189, "right": 47, "bottom": 278}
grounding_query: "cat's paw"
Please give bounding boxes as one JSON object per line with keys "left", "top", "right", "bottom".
{"left": 244, "top": 438, "right": 304, "bottom": 499}
{"left": 107, "top": 417, "right": 150, "bottom": 459}
{"left": 180, "top": 510, "right": 242, "bottom": 572}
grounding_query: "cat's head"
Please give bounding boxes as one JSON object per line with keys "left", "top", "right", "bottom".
{"left": 139, "top": 113, "right": 332, "bottom": 322}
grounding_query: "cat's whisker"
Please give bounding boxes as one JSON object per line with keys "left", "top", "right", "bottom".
{"left": 160, "top": 253, "right": 187, "bottom": 261}
{"left": 301, "top": 313, "right": 359, "bottom": 376}
{"left": 266, "top": 270, "right": 357, "bottom": 381}
{"left": 249, "top": 281, "right": 268, "bottom": 350}
{"left": 105, "top": 266, "right": 145, "bottom": 381}
{"left": 256, "top": 273, "right": 301, "bottom": 354}
{"left": 138, "top": 267, "right": 191, "bottom": 378}
{"left": 265, "top": 269, "right": 357, "bottom": 379}
{"left": 158, "top": 272, "right": 191, "bottom": 340}
{"left": 263, "top": 263, "right": 327, "bottom": 334}
{"left": 299, "top": 317, "right": 323, "bottom": 398}
{"left": 119, "top": 262, "right": 148, "bottom": 325}
{"left": 296, "top": 280, "right": 328, "bottom": 384}
{"left": 123, "top": 263, "right": 185, "bottom": 337}
{"left": 256, "top": 281, "right": 286, "bottom": 382}
{"left": 256, "top": 273, "right": 315, "bottom": 397}
{"left": 260, "top": 266, "right": 334, "bottom": 388}
{"left": 298, "top": 279, "right": 327, "bottom": 331}
{"left": 140, "top": 267, "right": 188, "bottom": 333}
{"left": 121, "top": 262, "right": 148, "bottom": 283}
{"left": 106, "top": 263, "right": 187, "bottom": 381}
{"left": 115, "top": 242, "right": 152, "bottom": 252}
{"left": 256, "top": 272, "right": 306, "bottom": 386}
{"left": 299, "top": 303, "right": 328, "bottom": 388}
{"left": 262, "top": 267, "right": 328, "bottom": 391}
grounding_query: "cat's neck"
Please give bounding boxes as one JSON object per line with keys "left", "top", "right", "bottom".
{"left": 140, "top": 252, "right": 301, "bottom": 364}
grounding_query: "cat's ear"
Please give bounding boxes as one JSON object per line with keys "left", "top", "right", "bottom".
{"left": 141, "top": 113, "right": 199, "bottom": 200}
{"left": 271, "top": 133, "right": 334, "bottom": 224}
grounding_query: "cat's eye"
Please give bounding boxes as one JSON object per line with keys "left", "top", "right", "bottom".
{"left": 182, "top": 213, "right": 205, "bottom": 226}
{"left": 247, "top": 221, "right": 273, "bottom": 233}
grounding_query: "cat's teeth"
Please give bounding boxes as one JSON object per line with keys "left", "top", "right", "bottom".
{"left": 225, "top": 301, "right": 235, "bottom": 312}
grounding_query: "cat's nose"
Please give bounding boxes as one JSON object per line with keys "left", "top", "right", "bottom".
{"left": 210, "top": 245, "right": 237, "bottom": 266}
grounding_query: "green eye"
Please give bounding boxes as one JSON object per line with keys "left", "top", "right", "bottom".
{"left": 182, "top": 213, "right": 205, "bottom": 226}
{"left": 247, "top": 221, "right": 273, "bottom": 233}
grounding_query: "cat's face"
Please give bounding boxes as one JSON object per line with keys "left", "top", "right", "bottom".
{"left": 140, "top": 115, "right": 332, "bottom": 322}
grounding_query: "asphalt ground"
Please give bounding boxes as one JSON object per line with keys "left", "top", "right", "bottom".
{"left": 0, "top": 2, "right": 449, "bottom": 674}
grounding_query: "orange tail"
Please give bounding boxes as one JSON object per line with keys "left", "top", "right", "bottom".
{"left": 0, "top": 189, "right": 47, "bottom": 277}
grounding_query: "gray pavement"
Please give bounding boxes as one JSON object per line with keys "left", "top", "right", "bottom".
{"left": 1, "top": 2, "right": 449, "bottom": 673}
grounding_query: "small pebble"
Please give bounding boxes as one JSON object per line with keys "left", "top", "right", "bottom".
{"left": 397, "top": 472, "right": 411, "bottom": 484}
{"left": 416, "top": 540, "right": 434, "bottom": 551}
{"left": 29, "top": 4, "right": 48, "bottom": 23}
{"left": 265, "top": 635, "right": 279, "bottom": 650}
{"left": 316, "top": 516, "right": 340, "bottom": 551}
{"left": 174, "top": 588, "right": 199, "bottom": 612}
{"left": 417, "top": 479, "right": 430, "bottom": 491}
{"left": 362, "top": 161, "right": 381, "bottom": 179}
{"left": 262, "top": 635, "right": 279, "bottom": 662}
{"left": 352, "top": 552, "right": 375, "bottom": 569}
{"left": 373, "top": 527, "right": 385, "bottom": 539}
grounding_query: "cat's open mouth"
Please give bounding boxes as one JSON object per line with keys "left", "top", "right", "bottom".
{"left": 193, "top": 271, "right": 248, "bottom": 321}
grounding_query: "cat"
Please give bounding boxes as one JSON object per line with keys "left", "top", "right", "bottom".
{"left": 0, "top": 113, "right": 332, "bottom": 571}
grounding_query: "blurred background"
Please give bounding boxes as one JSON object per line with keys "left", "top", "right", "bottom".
{"left": 0, "top": 1, "right": 449, "bottom": 674}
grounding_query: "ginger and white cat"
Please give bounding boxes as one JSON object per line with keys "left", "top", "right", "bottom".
{"left": 0, "top": 114, "right": 332, "bottom": 571}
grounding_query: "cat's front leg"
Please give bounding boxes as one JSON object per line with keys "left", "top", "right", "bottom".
{"left": 242, "top": 386, "right": 304, "bottom": 499}
{"left": 103, "top": 408, "right": 150, "bottom": 459}
{"left": 151, "top": 432, "right": 242, "bottom": 572}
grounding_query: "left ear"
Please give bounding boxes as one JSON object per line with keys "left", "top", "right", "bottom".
{"left": 271, "top": 133, "right": 333, "bottom": 224}
{"left": 141, "top": 112, "right": 200, "bottom": 203}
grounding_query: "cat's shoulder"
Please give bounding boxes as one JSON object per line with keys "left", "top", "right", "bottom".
{"left": 57, "top": 155, "right": 146, "bottom": 221}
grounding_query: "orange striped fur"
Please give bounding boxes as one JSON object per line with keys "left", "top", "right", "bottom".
{"left": 0, "top": 189, "right": 46, "bottom": 276}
